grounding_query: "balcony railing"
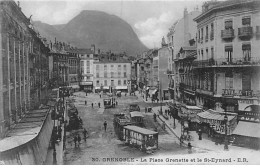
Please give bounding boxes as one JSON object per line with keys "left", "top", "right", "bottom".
{"left": 222, "top": 89, "right": 260, "bottom": 97}
{"left": 221, "top": 29, "right": 235, "bottom": 39}
{"left": 238, "top": 27, "right": 253, "bottom": 39}
{"left": 193, "top": 57, "right": 260, "bottom": 68}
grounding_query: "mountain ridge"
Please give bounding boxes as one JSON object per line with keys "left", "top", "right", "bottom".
{"left": 33, "top": 10, "right": 148, "bottom": 55}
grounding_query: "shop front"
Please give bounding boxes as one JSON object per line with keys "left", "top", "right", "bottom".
{"left": 115, "top": 86, "right": 128, "bottom": 92}
{"left": 80, "top": 81, "right": 93, "bottom": 92}
{"left": 197, "top": 109, "right": 237, "bottom": 144}
{"left": 232, "top": 104, "right": 260, "bottom": 149}
{"left": 179, "top": 105, "right": 203, "bottom": 131}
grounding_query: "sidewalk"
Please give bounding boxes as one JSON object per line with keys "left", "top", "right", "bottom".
{"left": 135, "top": 91, "right": 251, "bottom": 152}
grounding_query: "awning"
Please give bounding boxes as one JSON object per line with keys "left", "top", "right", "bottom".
{"left": 103, "top": 86, "right": 109, "bottom": 89}
{"left": 130, "top": 111, "right": 144, "bottom": 118}
{"left": 152, "top": 89, "right": 158, "bottom": 95}
{"left": 95, "top": 87, "right": 100, "bottom": 89}
{"left": 116, "top": 86, "right": 128, "bottom": 90}
{"left": 80, "top": 81, "right": 93, "bottom": 85}
{"left": 197, "top": 109, "right": 236, "bottom": 122}
{"left": 71, "top": 85, "right": 80, "bottom": 89}
{"left": 232, "top": 121, "right": 260, "bottom": 138}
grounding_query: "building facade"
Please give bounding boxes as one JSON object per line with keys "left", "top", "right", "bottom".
{"left": 0, "top": 1, "right": 50, "bottom": 137}
{"left": 167, "top": 8, "right": 201, "bottom": 101}
{"left": 193, "top": 0, "right": 260, "bottom": 112}
{"left": 93, "top": 58, "right": 131, "bottom": 93}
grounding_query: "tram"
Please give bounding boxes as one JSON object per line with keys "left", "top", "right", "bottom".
{"left": 123, "top": 125, "right": 158, "bottom": 152}
{"left": 130, "top": 111, "right": 144, "bottom": 127}
{"left": 113, "top": 113, "right": 132, "bottom": 140}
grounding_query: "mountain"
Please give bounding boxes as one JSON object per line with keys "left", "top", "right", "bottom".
{"left": 33, "top": 10, "right": 148, "bottom": 55}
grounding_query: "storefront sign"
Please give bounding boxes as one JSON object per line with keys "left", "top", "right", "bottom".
{"left": 211, "top": 124, "right": 225, "bottom": 134}
{"left": 239, "top": 116, "right": 260, "bottom": 122}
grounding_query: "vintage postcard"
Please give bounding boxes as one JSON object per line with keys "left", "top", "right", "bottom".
{"left": 0, "top": 0, "right": 259, "bottom": 165}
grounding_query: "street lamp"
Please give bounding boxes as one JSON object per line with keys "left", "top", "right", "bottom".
{"left": 157, "top": 81, "right": 162, "bottom": 115}
{"left": 224, "top": 113, "right": 229, "bottom": 151}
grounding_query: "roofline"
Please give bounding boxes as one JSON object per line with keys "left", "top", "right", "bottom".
{"left": 194, "top": 0, "right": 258, "bottom": 23}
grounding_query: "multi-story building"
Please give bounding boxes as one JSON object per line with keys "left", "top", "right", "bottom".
{"left": 93, "top": 56, "right": 131, "bottom": 93}
{"left": 158, "top": 37, "right": 170, "bottom": 100}
{"left": 0, "top": 1, "right": 50, "bottom": 137}
{"left": 193, "top": 0, "right": 260, "bottom": 112}
{"left": 167, "top": 8, "right": 201, "bottom": 101}
{"left": 77, "top": 45, "right": 96, "bottom": 92}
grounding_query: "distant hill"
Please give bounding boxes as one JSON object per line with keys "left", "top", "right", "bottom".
{"left": 33, "top": 10, "right": 148, "bottom": 55}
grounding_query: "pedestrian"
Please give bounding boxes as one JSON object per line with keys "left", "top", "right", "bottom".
{"left": 188, "top": 142, "right": 192, "bottom": 154}
{"left": 91, "top": 103, "right": 93, "bottom": 108}
{"left": 74, "top": 136, "right": 77, "bottom": 147}
{"left": 125, "top": 92, "right": 127, "bottom": 96}
{"left": 77, "top": 134, "right": 81, "bottom": 147}
{"left": 157, "top": 98, "right": 159, "bottom": 103}
{"left": 83, "top": 128, "right": 88, "bottom": 141}
{"left": 153, "top": 113, "right": 157, "bottom": 122}
{"left": 98, "top": 102, "right": 100, "bottom": 108}
{"left": 100, "top": 94, "right": 101, "bottom": 98}
{"left": 116, "top": 101, "right": 118, "bottom": 106}
{"left": 104, "top": 121, "right": 107, "bottom": 132}
{"left": 85, "top": 100, "right": 87, "bottom": 105}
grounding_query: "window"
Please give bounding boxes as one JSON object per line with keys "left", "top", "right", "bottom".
{"left": 111, "top": 80, "right": 114, "bottom": 86}
{"left": 111, "top": 65, "right": 114, "bottom": 68}
{"left": 206, "top": 48, "right": 208, "bottom": 60}
{"left": 118, "top": 80, "right": 121, "bottom": 86}
{"left": 111, "top": 72, "right": 114, "bottom": 78}
{"left": 104, "top": 72, "right": 107, "bottom": 78}
{"left": 225, "top": 72, "right": 233, "bottom": 89}
{"left": 242, "top": 17, "right": 251, "bottom": 26}
{"left": 225, "top": 20, "right": 233, "bottom": 29}
{"left": 225, "top": 45, "right": 233, "bottom": 63}
{"left": 96, "top": 65, "right": 99, "bottom": 71}
{"left": 242, "top": 43, "right": 251, "bottom": 61}
{"left": 104, "top": 80, "right": 107, "bottom": 86}
{"left": 123, "top": 64, "right": 127, "bottom": 71}
{"left": 201, "top": 49, "right": 204, "bottom": 59}
{"left": 87, "top": 61, "right": 90, "bottom": 73}
{"left": 118, "top": 65, "right": 121, "bottom": 71}
{"left": 96, "top": 80, "right": 100, "bottom": 86}
{"left": 124, "top": 72, "right": 127, "bottom": 78}
{"left": 87, "top": 76, "right": 90, "bottom": 80}
{"left": 118, "top": 72, "right": 121, "bottom": 77}
{"left": 123, "top": 80, "right": 127, "bottom": 85}
{"left": 104, "top": 65, "right": 107, "bottom": 70}
{"left": 211, "top": 47, "right": 214, "bottom": 59}
{"left": 206, "top": 26, "right": 208, "bottom": 41}
{"left": 210, "top": 23, "right": 214, "bottom": 40}
{"left": 201, "top": 28, "right": 204, "bottom": 42}
{"left": 96, "top": 72, "right": 99, "bottom": 78}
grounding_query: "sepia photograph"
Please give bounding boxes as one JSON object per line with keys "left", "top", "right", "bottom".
{"left": 0, "top": 0, "right": 259, "bottom": 165}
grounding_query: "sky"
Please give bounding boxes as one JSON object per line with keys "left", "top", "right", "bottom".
{"left": 20, "top": 0, "right": 206, "bottom": 48}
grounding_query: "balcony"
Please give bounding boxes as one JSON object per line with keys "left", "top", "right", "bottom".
{"left": 196, "top": 88, "right": 213, "bottom": 96}
{"left": 238, "top": 27, "right": 253, "bottom": 39}
{"left": 193, "top": 57, "right": 260, "bottom": 68}
{"left": 222, "top": 89, "right": 260, "bottom": 98}
{"left": 222, "top": 89, "right": 235, "bottom": 96}
{"left": 221, "top": 29, "right": 235, "bottom": 40}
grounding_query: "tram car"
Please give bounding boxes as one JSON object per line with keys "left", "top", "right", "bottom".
{"left": 103, "top": 98, "right": 113, "bottom": 109}
{"left": 130, "top": 111, "right": 144, "bottom": 127}
{"left": 113, "top": 113, "right": 132, "bottom": 140}
{"left": 123, "top": 125, "right": 158, "bottom": 152}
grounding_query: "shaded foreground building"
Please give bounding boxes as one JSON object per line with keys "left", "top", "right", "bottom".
{"left": 0, "top": 1, "right": 57, "bottom": 164}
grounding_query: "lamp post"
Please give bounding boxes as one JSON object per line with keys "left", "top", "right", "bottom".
{"left": 157, "top": 81, "right": 162, "bottom": 115}
{"left": 224, "top": 113, "right": 229, "bottom": 151}
{"left": 52, "top": 106, "right": 57, "bottom": 165}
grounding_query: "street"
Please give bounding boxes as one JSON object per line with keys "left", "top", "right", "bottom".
{"left": 63, "top": 92, "right": 207, "bottom": 165}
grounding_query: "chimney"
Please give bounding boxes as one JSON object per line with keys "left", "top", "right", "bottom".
{"left": 91, "top": 44, "right": 95, "bottom": 53}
